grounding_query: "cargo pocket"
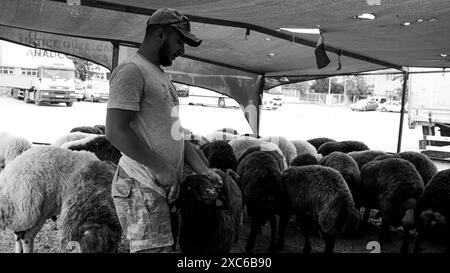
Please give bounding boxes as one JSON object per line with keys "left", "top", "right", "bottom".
{"left": 111, "top": 170, "right": 150, "bottom": 241}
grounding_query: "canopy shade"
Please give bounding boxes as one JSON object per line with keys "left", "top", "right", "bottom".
{"left": 1, "top": 0, "right": 449, "bottom": 133}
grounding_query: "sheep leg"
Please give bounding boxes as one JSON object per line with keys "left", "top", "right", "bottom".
{"left": 268, "top": 215, "right": 277, "bottom": 252}
{"left": 322, "top": 233, "right": 335, "bottom": 254}
{"left": 400, "top": 226, "right": 410, "bottom": 253}
{"left": 413, "top": 229, "right": 425, "bottom": 253}
{"left": 275, "top": 213, "right": 290, "bottom": 251}
{"left": 301, "top": 216, "right": 312, "bottom": 253}
{"left": 357, "top": 207, "right": 371, "bottom": 236}
{"left": 379, "top": 215, "right": 392, "bottom": 247}
{"left": 245, "top": 218, "right": 262, "bottom": 253}
{"left": 14, "top": 233, "right": 23, "bottom": 253}
{"left": 21, "top": 238, "right": 34, "bottom": 253}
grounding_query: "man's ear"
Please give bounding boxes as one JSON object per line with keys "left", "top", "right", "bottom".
{"left": 154, "top": 27, "right": 166, "bottom": 44}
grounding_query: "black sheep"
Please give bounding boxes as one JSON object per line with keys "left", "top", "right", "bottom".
{"left": 319, "top": 151, "right": 362, "bottom": 208}
{"left": 237, "top": 151, "right": 283, "bottom": 253}
{"left": 59, "top": 160, "right": 122, "bottom": 253}
{"left": 201, "top": 141, "right": 238, "bottom": 172}
{"left": 178, "top": 169, "right": 242, "bottom": 254}
{"left": 291, "top": 153, "right": 319, "bottom": 167}
{"left": 306, "top": 137, "right": 336, "bottom": 151}
{"left": 414, "top": 168, "right": 450, "bottom": 253}
{"left": 348, "top": 150, "right": 389, "bottom": 171}
{"left": 277, "top": 165, "right": 359, "bottom": 253}
{"left": 317, "top": 140, "right": 369, "bottom": 156}
{"left": 65, "top": 135, "right": 122, "bottom": 164}
{"left": 70, "top": 126, "right": 103, "bottom": 135}
{"left": 360, "top": 157, "right": 424, "bottom": 253}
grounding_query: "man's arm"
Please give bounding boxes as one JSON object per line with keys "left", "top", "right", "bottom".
{"left": 105, "top": 108, "right": 177, "bottom": 187}
{"left": 184, "top": 140, "right": 209, "bottom": 175}
{"left": 184, "top": 140, "right": 223, "bottom": 185}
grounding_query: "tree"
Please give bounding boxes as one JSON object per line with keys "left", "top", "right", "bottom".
{"left": 345, "top": 76, "right": 372, "bottom": 103}
{"left": 310, "top": 78, "right": 344, "bottom": 94}
{"left": 66, "top": 56, "right": 94, "bottom": 81}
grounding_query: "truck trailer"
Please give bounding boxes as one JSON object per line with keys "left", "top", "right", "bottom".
{"left": 408, "top": 68, "right": 450, "bottom": 159}
{"left": 0, "top": 40, "right": 76, "bottom": 106}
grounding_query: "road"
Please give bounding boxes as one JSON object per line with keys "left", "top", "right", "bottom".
{"left": 0, "top": 95, "right": 436, "bottom": 155}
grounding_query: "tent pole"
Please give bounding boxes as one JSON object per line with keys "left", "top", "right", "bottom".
{"left": 256, "top": 76, "right": 265, "bottom": 136}
{"left": 112, "top": 41, "right": 119, "bottom": 70}
{"left": 396, "top": 70, "right": 409, "bottom": 153}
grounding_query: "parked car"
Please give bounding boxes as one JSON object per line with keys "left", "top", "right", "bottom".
{"left": 350, "top": 99, "right": 378, "bottom": 111}
{"left": 84, "top": 80, "right": 109, "bottom": 102}
{"left": 378, "top": 100, "right": 408, "bottom": 113}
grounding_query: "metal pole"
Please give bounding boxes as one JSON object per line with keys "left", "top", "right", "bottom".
{"left": 111, "top": 41, "right": 120, "bottom": 70}
{"left": 397, "top": 71, "right": 409, "bottom": 153}
{"left": 256, "top": 75, "right": 265, "bottom": 136}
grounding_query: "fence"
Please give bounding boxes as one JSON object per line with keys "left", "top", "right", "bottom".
{"left": 283, "top": 89, "right": 348, "bottom": 106}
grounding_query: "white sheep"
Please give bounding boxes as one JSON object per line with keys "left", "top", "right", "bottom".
{"left": 290, "top": 139, "right": 320, "bottom": 160}
{"left": 260, "top": 136, "right": 297, "bottom": 166}
{"left": 229, "top": 137, "right": 287, "bottom": 169}
{"left": 0, "top": 146, "right": 99, "bottom": 253}
{"left": 52, "top": 132, "right": 99, "bottom": 147}
{"left": 205, "top": 131, "right": 239, "bottom": 143}
{"left": 0, "top": 132, "right": 32, "bottom": 173}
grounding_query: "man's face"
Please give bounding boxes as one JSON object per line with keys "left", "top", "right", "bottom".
{"left": 159, "top": 27, "right": 186, "bottom": 67}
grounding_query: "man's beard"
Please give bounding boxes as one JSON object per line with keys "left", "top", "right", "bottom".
{"left": 159, "top": 41, "right": 172, "bottom": 67}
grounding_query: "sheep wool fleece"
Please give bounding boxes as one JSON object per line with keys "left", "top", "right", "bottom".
{"left": 108, "top": 53, "right": 184, "bottom": 251}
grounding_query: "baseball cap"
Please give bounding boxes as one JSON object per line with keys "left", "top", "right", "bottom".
{"left": 147, "top": 8, "right": 202, "bottom": 47}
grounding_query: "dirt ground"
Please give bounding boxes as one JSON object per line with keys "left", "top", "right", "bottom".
{"left": 0, "top": 209, "right": 446, "bottom": 254}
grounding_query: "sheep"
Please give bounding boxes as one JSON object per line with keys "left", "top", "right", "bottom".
{"left": 52, "top": 132, "right": 99, "bottom": 147}
{"left": 61, "top": 134, "right": 122, "bottom": 164}
{"left": 215, "top": 128, "right": 239, "bottom": 135}
{"left": 319, "top": 152, "right": 362, "bottom": 208}
{"left": 291, "top": 153, "right": 319, "bottom": 167}
{"left": 260, "top": 136, "right": 297, "bottom": 166}
{"left": 70, "top": 126, "right": 104, "bottom": 135}
{"left": 277, "top": 165, "right": 359, "bottom": 253}
{"left": 0, "top": 132, "right": 32, "bottom": 173}
{"left": 94, "top": 125, "right": 106, "bottom": 134}
{"left": 178, "top": 169, "right": 242, "bottom": 254}
{"left": 59, "top": 160, "right": 122, "bottom": 253}
{"left": 306, "top": 137, "right": 336, "bottom": 151}
{"left": 394, "top": 151, "right": 438, "bottom": 186}
{"left": 0, "top": 146, "right": 99, "bottom": 253}
{"left": 229, "top": 137, "right": 286, "bottom": 169}
{"left": 205, "top": 131, "right": 239, "bottom": 143}
{"left": 237, "top": 145, "right": 286, "bottom": 173}
{"left": 317, "top": 140, "right": 370, "bottom": 156}
{"left": 290, "top": 139, "right": 320, "bottom": 160}
{"left": 360, "top": 157, "right": 424, "bottom": 253}
{"left": 414, "top": 169, "right": 450, "bottom": 253}
{"left": 348, "top": 150, "right": 389, "bottom": 171}
{"left": 236, "top": 151, "right": 283, "bottom": 253}
{"left": 200, "top": 141, "right": 238, "bottom": 172}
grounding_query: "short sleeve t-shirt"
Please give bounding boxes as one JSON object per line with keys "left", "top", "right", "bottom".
{"left": 107, "top": 53, "right": 184, "bottom": 196}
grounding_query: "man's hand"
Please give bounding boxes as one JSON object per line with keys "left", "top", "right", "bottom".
{"left": 205, "top": 168, "right": 223, "bottom": 188}
{"left": 168, "top": 180, "right": 180, "bottom": 204}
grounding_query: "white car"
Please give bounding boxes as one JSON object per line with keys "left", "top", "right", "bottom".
{"left": 378, "top": 101, "right": 407, "bottom": 112}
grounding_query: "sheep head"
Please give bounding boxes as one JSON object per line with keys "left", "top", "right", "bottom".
{"left": 77, "top": 223, "right": 119, "bottom": 253}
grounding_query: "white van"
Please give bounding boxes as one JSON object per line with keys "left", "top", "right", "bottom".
{"left": 84, "top": 80, "right": 109, "bottom": 102}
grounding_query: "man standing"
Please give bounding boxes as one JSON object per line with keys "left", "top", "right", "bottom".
{"left": 106, "top": 8, "right": 221, "bottom": 253}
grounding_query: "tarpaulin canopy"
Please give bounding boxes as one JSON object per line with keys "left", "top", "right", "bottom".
{"left": 1, "top": 0, "right": 449, "bottom": 133}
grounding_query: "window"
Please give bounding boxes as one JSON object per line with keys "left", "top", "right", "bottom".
{"left": 21, "top": 68, "right": 37, "bottom": 76}
{"left": 0, "top": 67, "right": 14, "bottom": 75}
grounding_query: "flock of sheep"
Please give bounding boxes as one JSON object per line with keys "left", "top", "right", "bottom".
{"left": 0, "top": 125, "right": 449, "bottom": 253}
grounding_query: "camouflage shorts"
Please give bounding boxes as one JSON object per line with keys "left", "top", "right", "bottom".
{"left": 111, "top": 166, "right": 173, "bottom": 253}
